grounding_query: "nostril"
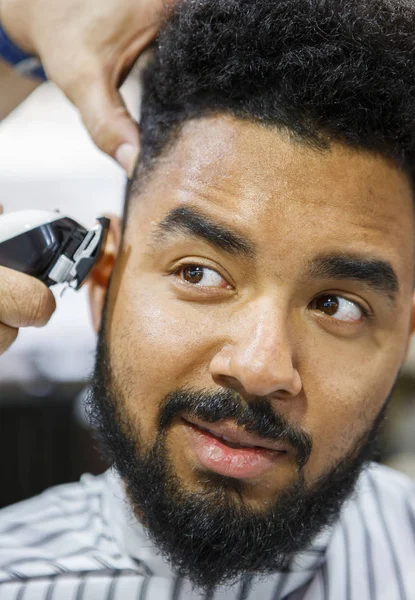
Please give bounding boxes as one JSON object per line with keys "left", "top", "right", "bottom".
{"left": 211, "top": 374, "right": 247, "bottom": 396}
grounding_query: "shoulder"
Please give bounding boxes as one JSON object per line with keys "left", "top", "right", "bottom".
{"left": 356, "top": 462, "right": 415, "bottom": 510}
{"left": 0, "top": 471, "right": 106, "bottom": 532}
{"left": 310, "top": 465, "right": 415, "bottom": 598}
{"left": 341, "top": 462, "right": 415, "bottom": 533}
{"left": 328, "top": 462, "right": 414, "bottom": 552}
{"left": 0, "top": 471, "right": 135, "bottom": 582}
{"left": 332, "top": 463, "right": 414, "bottom": 572}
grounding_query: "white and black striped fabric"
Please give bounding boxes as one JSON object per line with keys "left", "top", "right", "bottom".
{"left": 0, "top": 463, "right": 413, "bottom": 600}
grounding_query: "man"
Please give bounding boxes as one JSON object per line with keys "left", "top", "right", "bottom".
{"left": 1, "top": 0, "right": 415, "bottom": 598}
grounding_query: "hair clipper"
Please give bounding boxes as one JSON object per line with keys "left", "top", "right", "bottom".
{"left": 0, "top": 210, "right": 110, "bottom": 289}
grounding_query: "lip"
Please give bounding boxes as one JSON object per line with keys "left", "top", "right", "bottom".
{"left": 184, "top": 416, "right": 289, "bottom": 452}
{"left": 181, "top": 417, "right": 288, "bottom": 480}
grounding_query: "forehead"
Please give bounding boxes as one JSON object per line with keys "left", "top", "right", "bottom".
{"left": 130, "top": 114, "right": 415, "bottom": 285}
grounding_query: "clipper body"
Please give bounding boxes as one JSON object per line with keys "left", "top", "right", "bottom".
{"left": 0, "top": 211, "right": 109, "bottom": 289}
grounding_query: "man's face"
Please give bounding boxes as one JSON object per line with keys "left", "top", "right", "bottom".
{"left": 89, "top": 115, "right": 415, "bottom": 587}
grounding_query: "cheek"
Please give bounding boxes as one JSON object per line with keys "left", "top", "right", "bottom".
{"left": 301, "top": 334, "right": 404, "bottom": 481}
{"left": 106, "top": 272, "right": 214, "bottom": 442}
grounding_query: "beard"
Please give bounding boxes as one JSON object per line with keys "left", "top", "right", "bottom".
{"left": 86, "top": 311, "right": 389, "bottom": 593}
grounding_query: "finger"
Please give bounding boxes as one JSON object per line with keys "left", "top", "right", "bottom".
{"left": 115, "top": 143, "right": 140, "bottom": 177}
{"left": 0, "top": 267, "right": 56, "bottom": 328}
{"left": 0, "top": 323, "right": 18, "bottom": 356}
{"left": 0, "top": 205, "right": 3, "bottom": 215}
{"left": 70, "top": 73, "right": 139, "bottom": 175}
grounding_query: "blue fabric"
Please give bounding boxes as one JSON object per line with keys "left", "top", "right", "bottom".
{"left": 0, "top": 21, "right": 46, "bottom": 80}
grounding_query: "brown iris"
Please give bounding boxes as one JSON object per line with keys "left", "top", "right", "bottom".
{"left": 312, "top": 295, "right": 339, "bottom": 316}
{"left": 182, "top": 265, "right": 204, "bottom": 284}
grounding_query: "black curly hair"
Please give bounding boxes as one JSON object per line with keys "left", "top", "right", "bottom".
{"left": 131, "top": 0, "right": 415, "bottom": 192}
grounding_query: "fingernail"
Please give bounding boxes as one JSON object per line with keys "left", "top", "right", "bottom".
{"left": 115, "top": 144, "right": 139, "bottom": 178}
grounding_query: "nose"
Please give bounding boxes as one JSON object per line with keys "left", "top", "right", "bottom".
{"left": 209, "top": 298, "right": 302, "bottom": 399}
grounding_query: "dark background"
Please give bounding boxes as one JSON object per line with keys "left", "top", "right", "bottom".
{"left": 0, "top": 382, "right": 107, "bottom": 509}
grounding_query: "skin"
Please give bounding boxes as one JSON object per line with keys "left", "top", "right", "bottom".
{"left": 89, "top": 114, "right": 415, "bottom": 509}
{"left": 0, "top": 60, "right": 38, "bottom": 119}
{"left": 0, "top": 0, "right": 174, "bottom": 173}
{"left": 0, "top": 204, "right": 56, "bottom": 354}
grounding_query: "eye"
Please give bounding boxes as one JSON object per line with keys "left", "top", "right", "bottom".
{"left": 176, "top": 264, "right": 230, "bottom": 288}
{"left": 310, "top": 295, "right": 365, "bottom": 322}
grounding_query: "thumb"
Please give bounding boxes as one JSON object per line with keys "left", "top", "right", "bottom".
{"left": 69, "top": 72, "right": 140, "bottom": 176}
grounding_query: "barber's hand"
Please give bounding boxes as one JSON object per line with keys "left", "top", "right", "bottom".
{"left": 0, "top": 207, "right": 56, "bottom": 356}
{"left": 0, "top": 0, "right": 173, "bottom": 175}
{"left": 0, "top": 267, "right": 56, "bottom": 355}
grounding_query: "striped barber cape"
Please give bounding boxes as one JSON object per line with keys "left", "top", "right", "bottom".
{"left": 0, "top": 463, "right": 414, "bottom": 600}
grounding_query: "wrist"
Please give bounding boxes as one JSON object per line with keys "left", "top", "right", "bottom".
{"left": 0, "top": 0, "right": 35, "bottom": 55}
{"left": 0, "top": 0, "right": 45, "bottom": 79}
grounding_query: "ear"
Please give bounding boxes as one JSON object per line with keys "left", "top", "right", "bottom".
{"left": 87, "top": 215, "right": 122, "bottom": 333}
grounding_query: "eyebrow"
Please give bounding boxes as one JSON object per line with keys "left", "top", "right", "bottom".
{"left": 150, "top": 206, "right": 255, "bottom": 258}
{"left": 308, "top": 254, "right": 399, "bottom": 302}
{"left": 149, "top": 208, "right": 400, "bottom": 301}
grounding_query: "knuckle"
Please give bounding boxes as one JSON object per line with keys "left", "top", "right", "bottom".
{"left": 84, "top": 107, "right": 130, "bottom": 158}
{"left": 0, "top": 281, "right": 21, "bottom": 323}
{"left": 88, "top": 115, "right": 115, "bottom": 154}
{"left": 26, "top": 285, "right": 56, "bottom": 327}
{"left": 0, "top": 268, "right": 56, "bottom": 328}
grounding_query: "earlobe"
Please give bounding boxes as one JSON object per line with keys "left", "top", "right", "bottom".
{"left": 87, "top": 215, "right": 122, "bottom": 333}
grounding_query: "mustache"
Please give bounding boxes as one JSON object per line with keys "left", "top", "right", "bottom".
{"left": 159, "top": 388, "right": 312, "bottom": 469}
